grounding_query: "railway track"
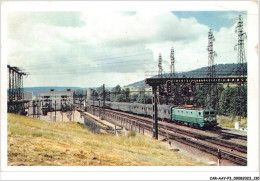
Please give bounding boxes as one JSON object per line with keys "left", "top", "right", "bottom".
{"left": 88, "top": 106, "right": 247, "bottom": 166}
{"left": 104, "top": 108, "right": 247, "bottom": 153}
{"left": 206, "top": 129, "right": 247, "bottom": 141}
{"left": 162, "top": 124, "right": 247, "bottom": 153}
{"left": 158, "top": 129, "right": 247, "bottom": 166}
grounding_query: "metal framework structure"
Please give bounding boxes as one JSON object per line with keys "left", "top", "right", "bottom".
{"left": 207, "top": 29, "right": 217, "bottom": 78}
{"left": 235, "top": 15, "right": 247, "bottom": 122}
{"left": 7, "top": 65, "right": 28, "bottom": 114}
{"left": 158, "top": 53, "right": 163, "bottom": 78}
{"left": 170, "top": 47, "right": 175, "bottom": 77}
{"left": 235, "top": 15, "right": 247, "bottom": 77}
{"left": 207, "top": 29, "right": 217, "bottom": 109}
{"left": 145, "top": 76, "right": 247, "bottom": 139}
{"left": 8, "top": 65, "right": 26, "bottom": 101}
{"left": 146, "top": 77, "right": 247, "bottom": 86}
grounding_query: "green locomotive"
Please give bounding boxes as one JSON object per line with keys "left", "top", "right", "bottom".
{"left": 171, "top": 107, "right": 218, "bottom": 128}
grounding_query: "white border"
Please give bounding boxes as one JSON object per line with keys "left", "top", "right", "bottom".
{"left": 1, "top": 1, "right": 259, "bottom": 180}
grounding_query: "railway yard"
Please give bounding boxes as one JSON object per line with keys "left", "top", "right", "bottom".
{"left": 78, "top": 104, "right": 247, "bottom": 166}
{"left": 6, "top": 65, "right": 249, "bottom": 167}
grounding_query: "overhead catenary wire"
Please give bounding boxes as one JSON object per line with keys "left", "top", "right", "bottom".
{"left": 22, "top": 52, "right": 153, "bottom": 69}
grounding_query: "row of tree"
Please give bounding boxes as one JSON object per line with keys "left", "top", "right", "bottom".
{"left": 85, "top": 83, "right": 247, "bottom": 118}
{"left": 87, "top": 85, "right": 153, "bottom": 104}
{"left": 194, "top": 84, "right": 247, "bottom": 117}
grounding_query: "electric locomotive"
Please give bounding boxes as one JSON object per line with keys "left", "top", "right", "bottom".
{"left": 171, "top": 107, "right": 218, "bottom": 128}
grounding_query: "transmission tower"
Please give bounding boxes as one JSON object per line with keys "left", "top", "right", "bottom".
{"left": 207, "top": 29, "right": 217, "bottom": 78}
{"left": 207, "top": 29, "right": 217, "bottom": 109}
{"left": 235, "top": 15, "right": 247, "bottom": 77}
{"left": 170, "top": 47, "right": 175, "bottom": 77}
{"left": 234, "top": 15, "right": 247, "bottom": 123}
{"left": 158, "top": 53, "right": 163, "bottom": 78}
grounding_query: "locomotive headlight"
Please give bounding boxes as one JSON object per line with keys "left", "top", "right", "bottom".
{"left": 204, "top": 118, "right": 208, "bottom": 121}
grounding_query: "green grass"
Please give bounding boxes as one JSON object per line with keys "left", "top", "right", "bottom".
{"left": 8, "top": 113, "right": 205, "bottom": 166}
{"left": 217, "top": 115, "right": 247, "bottom": 129}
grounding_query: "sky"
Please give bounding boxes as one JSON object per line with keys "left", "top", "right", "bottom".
{"left": 7, "top": 10, "right": 247, "bottom": 88}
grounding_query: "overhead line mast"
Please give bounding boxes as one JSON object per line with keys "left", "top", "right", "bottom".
{"left": 207, "top": 29, "right": 217, "bottom": 79}
{"left": 207, "top": 29, "right": 217, "bottom": 109}
{"left": 158, "top": 53, "right": 163, "bottom": 78}
{"left": 235, "top": 15, "right": 247, "bottom": 123}
{"left": 235, "top": 15, "right": 247, "bottom": 77}
{"left": 170, "top": 47, "right": 175, "bottom": 78}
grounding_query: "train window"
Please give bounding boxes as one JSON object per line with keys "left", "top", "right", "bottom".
{"left": 199, "top": 112, "right": 201, "bottom": 115}
{"left": 191, "top": 112, "right": 192, "bottom": 114}
{"left": 205, "top": 111, "right": 209, "bottom": 115}
{"left": 210, "top": 111, "right": 215, "bottom": 115}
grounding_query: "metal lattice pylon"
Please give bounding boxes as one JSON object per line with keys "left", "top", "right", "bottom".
{"left": 234, "top": 15, "right": 247, "bottom": 122}
{"left": 207, "top": 29, "right": 217, "bottom": 79}
{"left": 170, "top": 47, "right": 175, "bottom": 78}
{"left": 235, "top": 15, "right": 247, "bottom": 77}
{"left": 207, "top": 29, "right": 217, "bottom": 109}
{"left": 158, "top": 53, "right": 163, "bottom": 78}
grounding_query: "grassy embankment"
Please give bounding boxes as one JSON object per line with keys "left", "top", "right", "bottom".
{"left": 217, "top": 115, "right": 247, "bottom": 129}
{"left": 8, "top": 113, "right": 204, "bottom": 166}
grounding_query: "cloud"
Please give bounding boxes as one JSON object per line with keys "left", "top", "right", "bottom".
{"left": 7, "top": 11, "right": 244, "bottom": 87}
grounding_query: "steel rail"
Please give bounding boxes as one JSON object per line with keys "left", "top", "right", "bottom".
{"left": 90, "top": 106, "right": 247, "bottom": 166}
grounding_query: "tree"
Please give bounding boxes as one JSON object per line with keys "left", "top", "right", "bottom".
{"left": 114, "top": 94, "right": 126, "bottom": 102}
{"left": 73, "top": 89, "right": 84, "bottom": 98}
{"left": 121, "top": 88, "right": 130, "bottom": 102}
{"left": 138, "top": 87, "right": 145, "bottom": 96}
{"left": 130, "top": 94, "right": 138, "bottom": 102}
{"left": 110, "top": 85, "right": 121, "bottom": 101}
{"left": 218, "top": 85, "right": 247, "bottom": 118}
{"left": 137, "top": 94, "right": 152, "bottom": 104}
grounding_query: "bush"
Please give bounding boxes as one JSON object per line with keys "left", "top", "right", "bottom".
{"left": 127, "top": 131, "right": 136, "bottom": 137}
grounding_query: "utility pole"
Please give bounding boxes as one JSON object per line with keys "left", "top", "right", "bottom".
{"left": 207, "top": 29, "right": 217, "bottom": 109}
{"left": 158, "top": 53, "right": 163, "bottom": 78}
{"left": 33, "top": 101, "right": 36, "bottom": 118}
{"left": 102, "top": 84, "right": 105, "bottom": 108}
{"left": 55, "top": 100, "right": 56, "bottom": 122}
{"left": 92, "top": 92, "right": 95, "bottom": 115}
{"left": 102, "top": 84, "right": 105, "bottom": 120}
{"left": 235, "top": 15, "right": 247, "bottom": 123}
{"left": 152, "top": 86, "right": 158, "bottom": 139}
{"left": 170, "top": 47, "right": 175, "bottom": 78}
{"left": 99, "top": 100, "right": 101, "bottom": 119}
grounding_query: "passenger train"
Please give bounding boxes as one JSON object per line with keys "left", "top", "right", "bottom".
{"left": 86, "top": 101, "right": 218, "bottom": 128}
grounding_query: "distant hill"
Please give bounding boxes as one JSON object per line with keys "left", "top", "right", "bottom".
{"left": 126, "top": 63, "right": 247, "bottom": 88}
{"left": 24, "top": 87, "right": 87, "bottom": 96}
